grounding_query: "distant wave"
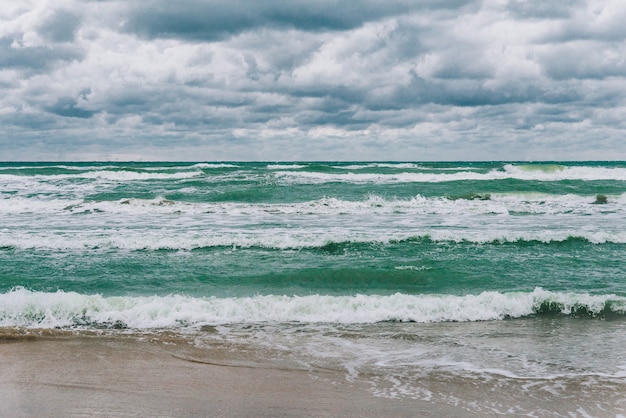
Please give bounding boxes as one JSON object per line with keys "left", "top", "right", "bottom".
{"left": 273, "top": 165, "right": 626, "bottom": 184}
{"left": 0, "top": 170, "right": 203, "bottom": 182}
{"left": 333, "top": 163, "right": 425, "bottom": 170}
{"left": 0, "top": 163, "right": 238, "bottom": 171}
{"left": 1, "top": 287, "right": 624, "bottom": 329}
{"left": 0, "top": 164, "right": 121, "bottom": 171}
{"left": 266, "top": 164, "right": 307, "bottom": 170}
{"left": 57, "top": 170, "right": 204, "bottom": 181}
{"left": 191, "top": 163, "right": 240, "bottom": 169}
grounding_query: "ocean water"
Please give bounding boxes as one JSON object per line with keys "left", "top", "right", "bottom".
{"left": 1, "top": 161, "right": 626, "bottom": 415}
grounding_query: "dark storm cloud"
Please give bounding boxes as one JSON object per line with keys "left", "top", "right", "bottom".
{"left": 121, "top": 0, "right": 473, "bottom": 40}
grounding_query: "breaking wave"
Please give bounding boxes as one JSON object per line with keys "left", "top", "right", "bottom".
{"left": 1, "top": 287, "right": 625, "bottom": 329}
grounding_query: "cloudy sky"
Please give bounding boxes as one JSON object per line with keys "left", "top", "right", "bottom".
{"left": 1, "top": 0, "right": 625, "bottom": 161}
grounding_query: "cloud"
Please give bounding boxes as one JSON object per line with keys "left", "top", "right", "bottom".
{"left": 506, "top": 0, "right": 585, "bottom": 19}
{"left": 0, "top": 0, "right": 625, "bottom": 161}
{"left": 47, "top": 94, "right": 94, "bottom": 118}
{"left": 538, "top": 40, "right": 626, "bottom": 80}
{"left": 0, "top": 36, "right": 83, "bottom": 70}
{"left": 38, "top": 9, "right": 81, "bottom": 43}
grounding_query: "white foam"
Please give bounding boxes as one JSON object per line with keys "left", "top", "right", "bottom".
{"left": 266, "top": 164, "right": 307, "bottom": 170}
{"left": 1, "top": 287, "right": 624, "bottom": 329}
{"left": 191, "top": 163, "right": 240, "bottom": 169}
{"left": 0, "top": 197, "right": 83, "bottom": 214}
{"left": 334, "top": 163, "right": 425, "bottom": 170}
{"left": 394, "top": 265, "right": 431, "bottom": 271}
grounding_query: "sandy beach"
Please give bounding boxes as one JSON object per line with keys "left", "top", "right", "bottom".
{"left": 0, "top": 331, "right": 466, "bottom": 418}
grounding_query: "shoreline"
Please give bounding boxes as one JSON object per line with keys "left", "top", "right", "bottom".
{"left": 0, "top": 332, "right": 464, "bottom": 417}
{"left": 2, "top": 325, "right": 626, "bottom": 417}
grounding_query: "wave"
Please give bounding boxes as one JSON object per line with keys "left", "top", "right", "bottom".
{"left": 1, "top": 287, "right": 624, "bottom": 329}
{"left": 192, "top": 163, "right": 240, "bottom": 169}
{"left": 2, "top": 193, "right": 624, "bottom": 217}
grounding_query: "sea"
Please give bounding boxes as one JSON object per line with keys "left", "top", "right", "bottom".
{"left": 1, "top": 161, "right": 625, "bottom": 416}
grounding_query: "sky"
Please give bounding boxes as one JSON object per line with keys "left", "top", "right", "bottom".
{"left": 1, "top": 0, "right": 625, "bottom": 161}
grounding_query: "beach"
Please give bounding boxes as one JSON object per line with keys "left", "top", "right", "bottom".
{"left": 0, "top": 331, "right": 467, "bottom": 418}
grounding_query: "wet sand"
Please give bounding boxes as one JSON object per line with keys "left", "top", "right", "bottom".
{"left": 0, "top": 332, "right": 465, "bottom": 417}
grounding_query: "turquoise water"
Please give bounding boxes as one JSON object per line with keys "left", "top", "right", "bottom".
{"left": 1, "top": 161, "right": 625, "bottom": 306}
{"left": 1, "top": 161, "right": 626, "bottom": 413}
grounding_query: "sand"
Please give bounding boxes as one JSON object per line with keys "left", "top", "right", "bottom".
{"left": 0, "top": 332, "right": 466, "bottom": 418}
